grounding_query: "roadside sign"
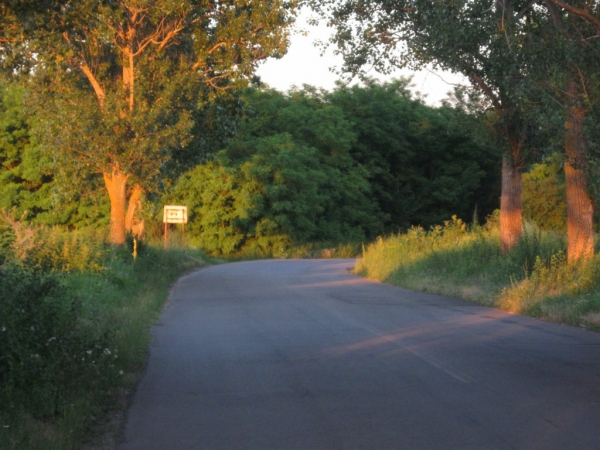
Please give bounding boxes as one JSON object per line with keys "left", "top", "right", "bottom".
{"left": 163, "top": 205, "right": 188, "bottom": 224}
{"left": 163, "top": 205, "right": 187, "bottom": 247}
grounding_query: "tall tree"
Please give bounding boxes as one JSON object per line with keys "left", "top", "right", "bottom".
{"left": 532, "top": 1, "right": 600, "bottom": 262}
{"left": 308, "top": 0, "right": 539, "bottom": 252}
{"left": 1, "top": 0, "right": 296, "bottom": 244}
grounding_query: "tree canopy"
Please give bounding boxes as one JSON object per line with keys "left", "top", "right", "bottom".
{"left": 166, "top": 82, "right": 498, "bottom": 255}
{"left": 327, "top": 80, "right": 499, "bottom": 230}
{"left": 1, "top": 0, "right": 298, "bottom": 244}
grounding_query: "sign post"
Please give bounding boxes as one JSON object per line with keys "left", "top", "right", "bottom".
{"left": 163, "top": 205, "right": 188, "bottom": 248}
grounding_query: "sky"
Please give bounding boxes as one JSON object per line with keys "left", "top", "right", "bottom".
{"left": 255, "top": 10, "right": 468, "bottom": 106}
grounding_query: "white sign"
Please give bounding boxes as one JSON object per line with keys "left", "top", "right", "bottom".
{"left": 163, "top": 205, "right": 188, "bottom": 224}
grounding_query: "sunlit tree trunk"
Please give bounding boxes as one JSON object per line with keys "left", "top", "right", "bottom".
{"left": 103, "top": 168, "right": 129, "bottom": 245}
{"left": 500, "top": 154, "right": 522, "bottom": 253}
{"left": 565, "top": 78, "right": 594, "bottom": 263}
{"left": 125, "top": 183, "right": 143, "bottom": 236}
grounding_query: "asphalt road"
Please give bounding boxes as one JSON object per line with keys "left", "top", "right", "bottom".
{"left": 117, "top": 259, "right": 600, "bottom": 450}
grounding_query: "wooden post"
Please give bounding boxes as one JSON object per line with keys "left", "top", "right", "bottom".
{"left": 163, "top": 205, "right": 187, "bottom": 249}
{"left": 164, "top": 222, "right": 167, "bottom": 248}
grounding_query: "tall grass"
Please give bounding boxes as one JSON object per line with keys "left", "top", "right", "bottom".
{"left": 356, "top": 215, "right": 600, "bottom": 330}
{"left": 0, "top": 219, "right": 209, "bottom": 450}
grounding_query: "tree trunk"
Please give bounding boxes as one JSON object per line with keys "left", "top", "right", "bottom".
{"left": 565, "top": 79, "right": 594, "bottom": 263}
{"left": 125, "top": 184, "right": 143, "bottom": 233}
{"left": 500, "top": 154, "right": 522, "bottom": 253}
{"left": 103, "top": 168, "right": 129, "bottom": 245}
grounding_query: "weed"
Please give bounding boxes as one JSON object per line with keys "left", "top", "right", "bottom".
{"left": 356, "top": 215, "right": 600, "bottom": 327}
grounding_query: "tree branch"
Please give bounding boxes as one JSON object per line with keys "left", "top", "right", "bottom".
{"left": 63, "top": 31, "right": 106, "bottom": 108}
{"left": 79, "top": 62, "right": 106, "bottom": 108}
{"left": 191, "top": 42, "right": 228, "bottom": 70}
{"left": 468, "top": 71, "right": 502, "bottom": 110}
{"left": 545, "top": 0, "right": 600, "bottom": 32}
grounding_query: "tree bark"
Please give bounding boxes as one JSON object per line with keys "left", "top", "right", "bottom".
{"left": 565, "top": 78, "right": 594, "bottom": 263}
{"left": 125, "top": 183, "right": 143, "bottom": 234}
{"left": 500, "top": 154, "right": 523, "bottom": 253}
{"left": 103, "top": 168, "right": 129, "bottom": 245}
{"left": 123, "top": 50, "right": 134, "bottom": 112}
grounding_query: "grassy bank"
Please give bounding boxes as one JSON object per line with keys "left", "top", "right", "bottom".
{"left": 355, "top": 215, "right": 600, "bottom": 331}
{"left": 0, "top": 224, "right": 209, "bottom": 450}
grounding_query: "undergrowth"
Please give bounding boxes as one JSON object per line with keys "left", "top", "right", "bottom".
{"left": 0, "top": 218, "right": 208, "bottom": 450}
{"left": 225, "top": 240, "right": 362, "bottom": 260}
{"left": 356, "top": 215, "right": 600, "bottom": 330}
{"left": 147, "top": 218, "right": 362, "bottom": 260}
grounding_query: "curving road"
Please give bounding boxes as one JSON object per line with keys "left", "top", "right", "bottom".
{"left": 117, "top": 259, "right": 600, "bottom": 450}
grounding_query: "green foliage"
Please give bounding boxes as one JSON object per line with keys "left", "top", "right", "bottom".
{"left": 327, "top": 79, "right": 500, "bottom": 230}
{"left": 0, "top": 212, "right": 106, "bottom": 272}
{"left": 309, "top": 0, "right": 539, "bottom": 138}
{"left": 522, "top": 159, "right": 567, "bottom": 232}
{"left": 357, "top": 212, "right": 600, "bottom": 329}
{"left": 0, "top": 81, "right": 111, "bottom": 228}
{"left": 498, "top": 252, "right": 600, "bottom": 326}
{"left": 0, "top": 82, "right": 53, "bottom": 222}
{"left": 170, "top": 131, "right": 377, "bottom": 255}
{"left": 0, "top": 223, "right": 208, "bottom": 450}
{"left": 162, "top": 93, "right": 244, "bottom": 185}
{"left": 0, "top": 221, "right": 112, "bottom": 429}
{"left": 167, "top": 82, "right": 502, "bottom": 255}
{"left": 0, "top": 264, "right": 116, "bottom": 419}
{"left": 309, "top": 0, "right": 600, "bottom": 263}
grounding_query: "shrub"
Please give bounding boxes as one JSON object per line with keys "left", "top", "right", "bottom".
{"left": 0, "top": 264, "right": 116, "bottom": 418}
{"left": 522, "top": 160, "right": 566, "bottom": 232}
{"left": 167, "top": 133, "right": 376, "bottom": 256}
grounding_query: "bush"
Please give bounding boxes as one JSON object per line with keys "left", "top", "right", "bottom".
{"left": 0, "top": 264, "right": 116, "bottom": 418}
{"left": 522, "top": 160, "right": 566, "bottom": 232}
{"left": 167, "top": 133, "right": 376, "bottom": 256}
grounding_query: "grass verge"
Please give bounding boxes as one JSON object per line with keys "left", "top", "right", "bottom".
{"left": 355, "top": 216, "right": 600, "bottom": 331}
{"left": 0, "top": 231, "right": 210, "bottom": 450}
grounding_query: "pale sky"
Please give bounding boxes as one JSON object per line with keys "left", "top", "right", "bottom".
{"left": 256, "top": 10, "right": 467, "bottom": 105}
